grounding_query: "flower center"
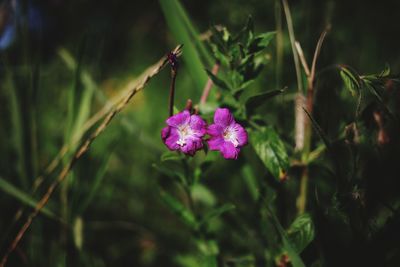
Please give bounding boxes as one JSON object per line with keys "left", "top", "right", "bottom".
{"left": 223, "top": 127, "right": 239, "bottom": 147}
{"left": 177, "top": 124, "right": 193, "bottom": 147}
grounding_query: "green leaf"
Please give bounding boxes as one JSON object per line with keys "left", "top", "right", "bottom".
{"left": 245, "top": 89, "right": 285, "bottom": 115}
{"left": 73, "top": 216, "right": 84, "bottom": 250}
{"left": 248, "top": 32, "right": 275, "bottom": 54}
{"left": 198, "top": 203, "right": 235, "bottom": 227}
{"left": 231, "top": 15, "right": 254, "bottom": 44}
{"left": 76, "top": 154, "right": 111, "bottom": 215}
{"left": 161, "top": 151, "right": 184, "bottom": 162}
{"left": 340, "top": 67, "right": 360, "bottom": 97}
{"left": 158, "top": 189, "right": 197, "bottom": 230}
{"left": 159, "top": 0, "right": 210, "bottom": 91}
{"left": 191, "top": 183, "right": 216, "bottom": 207}
{"left": 210, "top": 26, "right": 227, "bottom": 54}
{"left": 152, "top": 163, "right": 186, "bottom": 184}
{"left": 379, "top": 63, "right": 391, "bottom": 77}
{"left": 303, "top": 108, "right": 331, "bottom": 152}
{"left": 241, "top": 165, "right": 259, "bottom": 201}
{"left": 267, "top": 206, "right": 306, "bottom": 267}
{"left": 205, "top": 69, "right": 231, "bottom": 91}
{"left": 287, "top": 213, "right": 315, "bottom": 253}
{"left": 250, "top": 127, "right": 289, "bottom": 180}
{"left": 0, "top": 177, "right": 58, "bottom": 220}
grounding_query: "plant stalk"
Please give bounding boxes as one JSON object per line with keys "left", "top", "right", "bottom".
{"left": 169, "top": 68, "right": 178, "bottom": 116}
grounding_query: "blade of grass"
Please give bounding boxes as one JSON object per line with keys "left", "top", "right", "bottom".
{"left": 76, "top": 154, "right": 111, "bottom": 215}
{"left": 0, "top": 177, "right": 59, "bottom": 220}
{"left": 171, "top": 0, "right": 213, "bottom": 66}
{"left": 275, "top": 0, "right": 284, "bottom": 89}
{"left": 0, "top": 45, "right": 183, "bottom": 267}
{"left": 3, "top": 67, "right": 28, "bottom": 189}
{"left": 282, "top": 0, "right": 303, "bottom": 93}
{"left": 159, "top": 0, "right": 209, "bottom": 91}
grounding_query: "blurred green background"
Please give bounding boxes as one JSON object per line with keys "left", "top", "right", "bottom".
{"left": 1, "top": 0, "right": 400, "bottom": 266}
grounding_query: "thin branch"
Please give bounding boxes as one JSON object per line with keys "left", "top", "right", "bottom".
{"left": 310, "top": 28, "right": 329, "bottom": 83}
{"left": 200, "top": 62, "right": 220, "bottom": 105}
{"left": 0, "top": 45, "right": 183, "bottom": 267}
{"left": 294, "top": 41, "right": 311, "bottom": 77}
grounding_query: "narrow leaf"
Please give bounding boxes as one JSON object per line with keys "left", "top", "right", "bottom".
{"left": 248, "top": 32, "right": 275, "bottom": 54}
{"left": 0, "top": 177, "right": 58, "bottom": 220}
{"left": 198, "top": 204, "right": 235, "bottom": 227}
{"left": 158, "top": 189, "right": 197, "bottom": 230}
{"left": 267, "top": 205, "right": 306, "bottom": 267}
{"left": 303, "top": 108, "right": 331, "bottom": 151}
{"left": 159, "top": 0, "right": 209, "bottom": 91}
{"left": 205, "top": 69, "right": 231, "bottom": 91}
{"left": 245, "top": 89, "right": 285, "bottom": 115}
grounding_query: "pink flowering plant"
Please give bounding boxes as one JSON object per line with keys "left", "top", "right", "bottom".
{"left": 207, "top": 108, "right": 248, "bottom": 159}
{"left": 154, "top": 16, "right": 399, "bottom": 267}
{"left": 161, "top": 110, "right": 207, "bottom": 156}
{"left": 155, "top": 17, "right": 292, "bottom": 264}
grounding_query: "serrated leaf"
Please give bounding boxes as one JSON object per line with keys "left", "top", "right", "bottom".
{"left": 158, "top": 189, "right": 197, "bottom": 230}
{"left": 250, "top": 127, "right": 289, "bottom": 180}
{"left": 340, "top": 67, "right": 360, "bottom": 97}
{"left": 205, "top": 69, "right": 231, "bottom": 91}
{"left": 379, "top": 63, "right": 391, "bottom": 78}
{"left": 287, "top": 213, "right": 315, "bottom": 253}
{"left": 340, "top": 71, "right": 357, "bottom": 97}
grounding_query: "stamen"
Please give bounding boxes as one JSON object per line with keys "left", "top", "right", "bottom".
{"left": 177, "top": 124, "right": 193, "bottom": 147}
{"left": 223, "top": 127, "right": 239, "bottom": 147}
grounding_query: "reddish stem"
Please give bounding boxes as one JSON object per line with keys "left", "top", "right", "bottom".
{"left": 169, "top": 69, "right": 178, "bottom": 116}
{"left": 200, "top": 62, "right": 220, "bottom": 105}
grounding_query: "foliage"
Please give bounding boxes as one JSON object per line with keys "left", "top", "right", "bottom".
{"left": 1, "top": 0, "right": 400, "bottom": 267}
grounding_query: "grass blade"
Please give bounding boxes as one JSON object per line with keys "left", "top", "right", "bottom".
{"left": 159, "top": 0, "right": 210, "bottom": 91}
{"left": 0, "top": 177, "right": 58, "bottom": 220}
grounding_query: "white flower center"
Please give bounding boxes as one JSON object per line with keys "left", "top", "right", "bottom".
{"left": 177, "top": 124, "right": 193, "bottom": 147}
{"left": 223, "top": 126, "right": 239, "bottom": 147}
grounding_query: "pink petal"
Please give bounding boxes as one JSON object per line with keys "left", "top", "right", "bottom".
{"left": 235, "top": 123, "right": 248, "bottom": 146}
{"left": 166, "top": 110, "right": 190, "bottom": 128}
{"left": 181, "top": 138, "right": 203, "bottom": 156}
{"left": 161, "top": 126, "right": 170, "bottom": 141}
{"left": 164, "top": 129, "right": 180, "bottom": 150}
{"left": 189, "top": 114, "right": 207, "bottom": 135}
{"left": 214, "top": 108, "right": 234, "bottom": 127}
{"left": 207, "top": 124, "right": 224, "bottom": 137}
{"left": 207, "top": 136, "right": 224, "bottom": 151}
{"left": 220, "top": 142, "right": 240, "bottom": 160}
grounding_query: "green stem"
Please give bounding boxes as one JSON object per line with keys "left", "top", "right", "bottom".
{"left": 297, "top": 167, "right": 308, "bottom": 214}
{"left": 275, "top": 0, "right": 283, "bottom": 89}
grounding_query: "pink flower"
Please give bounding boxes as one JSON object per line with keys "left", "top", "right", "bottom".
{"left": 161, "top": 110, "right": 207, "bottom": 156}
{"left": 207, "top": 108, "right": 248, "bottom": 160}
